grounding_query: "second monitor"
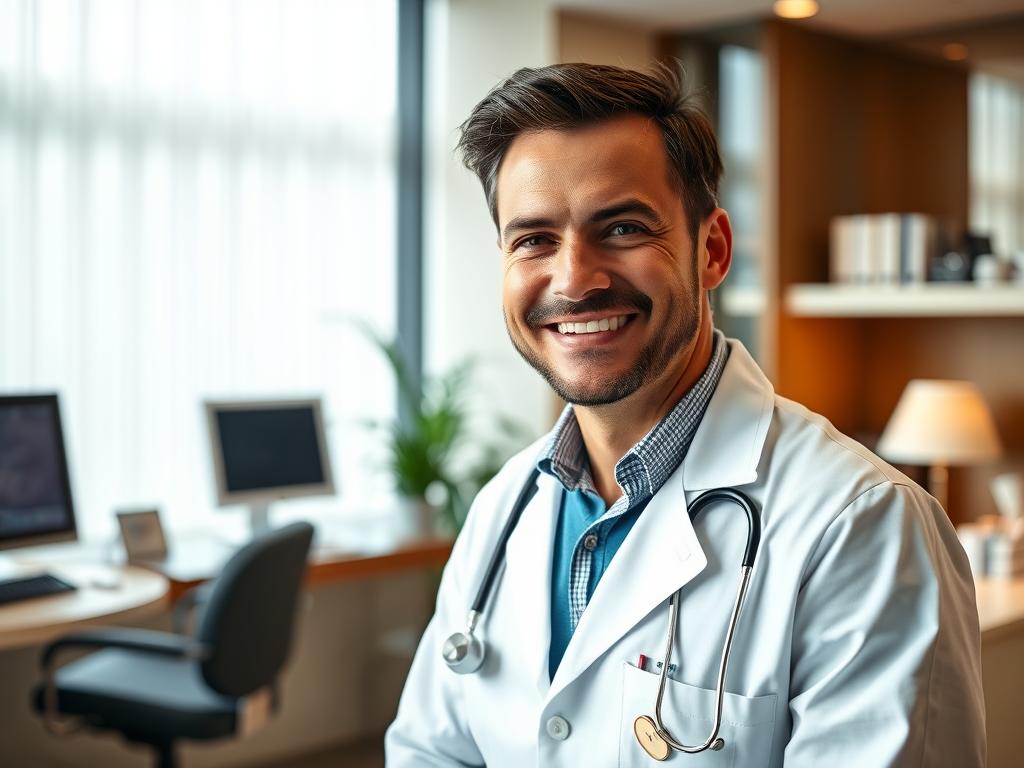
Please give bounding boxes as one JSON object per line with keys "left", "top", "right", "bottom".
{"left": 205, "top": 398, "right": 335, "bottom": 535}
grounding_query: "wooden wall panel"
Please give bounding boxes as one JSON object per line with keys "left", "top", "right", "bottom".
{"left": 765, "top": 22, "right": 878, "bottom": 432}
{"left": 760, "top": 20, "right": 1018, "bottom": 524}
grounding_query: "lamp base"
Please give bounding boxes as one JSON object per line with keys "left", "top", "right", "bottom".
{"left": 928, "top": 463, "right": 949, "bottom": 514}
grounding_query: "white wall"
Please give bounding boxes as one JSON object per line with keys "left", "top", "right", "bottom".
{"left": 558, "top": 10, "right": 661, "bottom": 69}
{"left": 423, "top": 0, "right": 559, "bottom": 449}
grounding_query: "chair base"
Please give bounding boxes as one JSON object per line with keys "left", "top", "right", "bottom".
{"left": 154, "top": 741, "right": 177, "bottom": 768}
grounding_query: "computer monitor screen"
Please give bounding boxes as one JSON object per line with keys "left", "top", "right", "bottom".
{"left": 205, "top": 398, "right": 335, "bottom": 505}
{"left": 0, "top": 394, "right": 77, "bottom": 550}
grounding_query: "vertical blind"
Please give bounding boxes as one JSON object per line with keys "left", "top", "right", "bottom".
{"left": 971, "top": 73, "right": 1024, "bottom": 257}
{"left": 0, "top": 0, "right": 399, "bottom": 538}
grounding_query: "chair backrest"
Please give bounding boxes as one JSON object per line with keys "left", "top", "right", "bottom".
{"left": 195, "top": 521, "right": 314, "bottom": 697}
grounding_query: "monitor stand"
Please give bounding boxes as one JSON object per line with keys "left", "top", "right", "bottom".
{"left": 248, "top": 502, "right": 272, "bottom": 537}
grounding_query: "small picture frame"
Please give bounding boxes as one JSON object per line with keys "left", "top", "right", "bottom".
{"left": 116, "top": 508, "right": 168, "bottom": 562}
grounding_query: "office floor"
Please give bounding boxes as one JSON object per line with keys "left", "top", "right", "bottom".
{"left": 261, "top": 736, "right": 383, "bottom": 768}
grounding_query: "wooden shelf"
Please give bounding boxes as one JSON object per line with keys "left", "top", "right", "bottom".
{"left": 786, "top": 283, "right": 1024, "bottom": 317}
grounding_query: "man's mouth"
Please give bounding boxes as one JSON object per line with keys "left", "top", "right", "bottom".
{"left": 551, "top": 314, "right": 635, "bottom": 335}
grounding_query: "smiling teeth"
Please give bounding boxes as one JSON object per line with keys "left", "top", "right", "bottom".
{"left": 557, "top": 315, "right": 630, "bottom": 334}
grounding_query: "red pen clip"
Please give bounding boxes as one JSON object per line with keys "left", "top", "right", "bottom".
{"left": 637, "top": 654, "right": 649, "bottom": 672}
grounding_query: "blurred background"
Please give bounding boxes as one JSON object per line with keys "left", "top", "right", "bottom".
{"left": 1, "top": 0, "right": 1022, "bottom": 766}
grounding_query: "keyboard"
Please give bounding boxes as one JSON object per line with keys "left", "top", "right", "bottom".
{"left": 0, "top": 573, "right": 77, "bottom": 606}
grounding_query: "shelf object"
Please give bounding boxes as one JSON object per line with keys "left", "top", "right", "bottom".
{"left": 785, "top": 283, "right": 1024, "bottom": 317}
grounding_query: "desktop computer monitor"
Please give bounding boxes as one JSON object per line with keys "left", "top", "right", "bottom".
{"left": 204, "top": 398, "right": 335, "bottom": 534}
{"left": 0, "top": 394, "right": 77, "bottom": 551}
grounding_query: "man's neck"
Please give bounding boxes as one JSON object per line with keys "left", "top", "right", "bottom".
{"left": 574, "top": 318, "right": 715, "bottom": 507}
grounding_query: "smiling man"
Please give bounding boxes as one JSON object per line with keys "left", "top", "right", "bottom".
{"left": 386, "top": 64, "right": 984, "bottom": 767}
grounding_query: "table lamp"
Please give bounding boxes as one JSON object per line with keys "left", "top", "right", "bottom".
{"left": 878, "top": 379, "right": 1002, "bottom": 513}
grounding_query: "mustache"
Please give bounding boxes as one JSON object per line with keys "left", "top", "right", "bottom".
{"left": 525, "top": 288, "right": 653, "bottom": 327}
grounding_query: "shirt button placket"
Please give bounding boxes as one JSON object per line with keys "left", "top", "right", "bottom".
{"left": 583, "top": 533, "right": 599, "bottom": 552}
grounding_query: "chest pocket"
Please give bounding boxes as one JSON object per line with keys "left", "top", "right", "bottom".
{"left": 619, "top": 663, "right": 778, "bottom": 767}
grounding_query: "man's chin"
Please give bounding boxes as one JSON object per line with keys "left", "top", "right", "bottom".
{"left": 547, "top": 373, "right": 643, "bottom": 407}
{"left": 507, "top": 328, "right": 648, "bottom": 405}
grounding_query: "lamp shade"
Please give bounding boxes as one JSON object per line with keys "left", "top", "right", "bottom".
{"left": 878, "top": 379, "right": 1002, "bottom": 466}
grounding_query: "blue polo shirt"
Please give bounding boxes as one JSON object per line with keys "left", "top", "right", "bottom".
{"left": 541, "top": 330, "right": 730, "bottom": 680}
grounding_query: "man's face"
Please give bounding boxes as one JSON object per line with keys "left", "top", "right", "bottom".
{"left": 496, "top": 114, "right": 704, "bottom": 406}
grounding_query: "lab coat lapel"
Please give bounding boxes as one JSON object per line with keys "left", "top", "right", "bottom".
{"left": 548, "top": 466, "right": 705, "bottom": 702}
{"left": 545, "top": 339, "right": 775, "bottom": 701}
{"left": 501, "top": 470, "right": 560, "bottom": 697}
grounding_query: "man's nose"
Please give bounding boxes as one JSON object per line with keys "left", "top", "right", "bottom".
{"left": 550, "top": 236, "right": 611, "bottom": 302}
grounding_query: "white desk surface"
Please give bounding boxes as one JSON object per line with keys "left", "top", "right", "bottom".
{"left": 0, "top": 557, "right": 168, "bottom": 651}
{"left": 975, "top": 577, "right": 1024, "bottom": 642}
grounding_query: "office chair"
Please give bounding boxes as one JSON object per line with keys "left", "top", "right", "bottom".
{"left": 33, "top": 521, "right": 315, "bottom": 768}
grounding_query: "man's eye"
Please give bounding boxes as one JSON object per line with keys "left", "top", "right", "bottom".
{"left": 518, "top": 235, "right": 552, "bottom": 249}
{"left": 609, "top": 223, "right": 644, "bottom": 237}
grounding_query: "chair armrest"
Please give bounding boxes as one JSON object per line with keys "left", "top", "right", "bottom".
{"left": 40, "top": 627, "right": 209, "bottom": 670}
{"left": 173, "top": 582, "right": 214, "bottom": 635}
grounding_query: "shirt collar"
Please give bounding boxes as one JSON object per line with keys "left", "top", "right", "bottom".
{"left": 538, "top": 329, "right": 730, "bottom": 504}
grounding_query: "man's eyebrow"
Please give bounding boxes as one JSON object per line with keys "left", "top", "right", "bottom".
{"left": 501, "top": 216, "right": 558, "bottom": 243}
{"left": 589, "top": 199, "right": 663, "bottom": 225}
{"left": 501, "top": 199, "right": 664, "bottom": 242}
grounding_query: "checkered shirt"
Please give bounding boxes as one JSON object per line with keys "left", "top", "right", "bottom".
{"left": 538, "top": 329, "right": 729, "bottom": 629}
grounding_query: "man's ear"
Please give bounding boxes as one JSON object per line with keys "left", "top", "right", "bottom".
{"left": 699, "top": 208, "right": 733, "bottom": 291}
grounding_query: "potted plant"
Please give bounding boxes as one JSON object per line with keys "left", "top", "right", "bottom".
{"left": 364, "top": 327, "right": 529, "bottom": 534}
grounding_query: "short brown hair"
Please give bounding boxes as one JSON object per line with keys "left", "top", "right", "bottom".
{"left": 457, "top": 62, "right": 723, "bottom": 237}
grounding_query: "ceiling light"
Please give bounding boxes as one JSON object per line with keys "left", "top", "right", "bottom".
{"left": 773, "top": 0, "right": 819, "bottom": 19}
{"left": 943, "top": 43, "right": 968, "bottom": 61}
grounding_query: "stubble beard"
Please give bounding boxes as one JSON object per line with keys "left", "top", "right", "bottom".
{"left": 505, "top": 277, "right": 700, "bottom": 407}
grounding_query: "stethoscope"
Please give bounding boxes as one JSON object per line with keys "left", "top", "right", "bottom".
{"left": 441, "top": 467, "right": 761, "bottom": 761}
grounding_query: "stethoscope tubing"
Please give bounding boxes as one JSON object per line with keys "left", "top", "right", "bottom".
{"left": 469, "top": 467, "right": 540, "bottom": 615}
{"left": 651, "top": 487, "right": 761, "bottom": 754}
{"left": 654, "top": 565, "right": 754, "bottom": 753}
{"left": 444, "top": 469, "right": 763, "bottom": 758}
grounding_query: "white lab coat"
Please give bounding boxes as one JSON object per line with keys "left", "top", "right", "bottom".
{"left": 386, "top": 340, "right": 985, "bottom": 767}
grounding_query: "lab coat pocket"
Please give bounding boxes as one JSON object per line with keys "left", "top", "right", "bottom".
{"left": 619, "top": 662, "right": 777, "bottom": 767}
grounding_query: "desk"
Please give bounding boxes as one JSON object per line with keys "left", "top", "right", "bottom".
{"left": 0, "top": 522, "right": 454, "bottom": 651}
{"left": 0, "top": 562, "right": 169, "bottom": 651}
{"left": 975, "top": 577, "right": 1024, "bottom": 768}
{"left": 974, "top": 577, "right": 1024, "bottom": 640}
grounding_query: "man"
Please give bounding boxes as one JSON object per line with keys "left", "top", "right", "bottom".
{"left": 386, "top": 63, "right": 984, "bottom": 766}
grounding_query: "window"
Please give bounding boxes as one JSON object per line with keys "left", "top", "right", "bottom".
{"left": 0, "top": 0, "right": 400, "bottom": 538}
{"left": 971, "top": 72, "right": 1024, "bottom": 256}
{"left": 715, "top": 43, "right": 766, "bottom": 363}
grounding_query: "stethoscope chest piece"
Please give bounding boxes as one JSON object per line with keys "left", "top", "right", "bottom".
{"left": 634, "top": 715, "right": 670, "bottom": 761}
{"left": 442, "top": 629, "right": 484, "bottom": 674}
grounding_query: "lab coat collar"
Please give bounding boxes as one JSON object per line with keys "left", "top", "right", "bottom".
{"left": 545, "top": 338, "right": 775, "bottom": 702}
{"left": 682, "top": 338, "right": 775, "bottom": 492}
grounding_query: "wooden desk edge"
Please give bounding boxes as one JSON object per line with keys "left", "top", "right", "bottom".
{"left": 166, "top": 538, "right": 454, "bottom": 602}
